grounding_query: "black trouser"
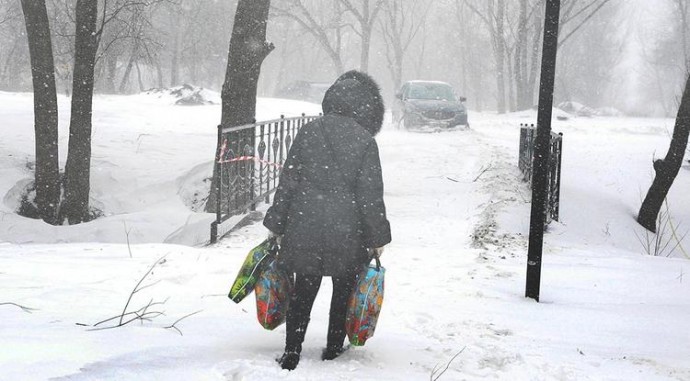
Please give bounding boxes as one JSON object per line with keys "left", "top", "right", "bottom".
{"left": 285, "top": 270, "right": 358, "bottom": 353}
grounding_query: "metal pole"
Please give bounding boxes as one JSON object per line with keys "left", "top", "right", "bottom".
{"left": 526, "top": 0, "right": 561, "bottom": 302}
{"left": 554, "top": 133, "right": 563, "bottom": 221}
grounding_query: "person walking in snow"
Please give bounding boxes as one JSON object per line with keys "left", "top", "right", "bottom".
{"left": 263, "top": 70, "right": 391, "bottom": 371}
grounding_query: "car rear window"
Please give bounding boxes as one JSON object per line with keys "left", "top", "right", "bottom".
{"left": 408, "top": 84, "right": 456, "bottom": 101}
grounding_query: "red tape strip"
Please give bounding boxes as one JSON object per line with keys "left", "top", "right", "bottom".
{"left": 217, "top": 139, "right": 283, "bottom": 168}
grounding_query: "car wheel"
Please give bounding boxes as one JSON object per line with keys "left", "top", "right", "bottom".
{"left": 403, "top": 116, "right": 414, "bottom": 130}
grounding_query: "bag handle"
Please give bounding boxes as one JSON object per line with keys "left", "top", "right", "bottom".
{"left": 267, "top": 236, "right": 280, "bottom": 257}
{"left": 368, "top": 250, "right": 381, "bottom": 271}
{"left": 374, "top": 256, "right": 381, "bottom": 271}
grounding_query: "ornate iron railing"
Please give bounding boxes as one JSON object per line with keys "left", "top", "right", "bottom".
{"left": 210, "top": 114, "right": 320, "bottom": 243}
{"left": 519, "top": 124, "right": 563, "bottom": 224}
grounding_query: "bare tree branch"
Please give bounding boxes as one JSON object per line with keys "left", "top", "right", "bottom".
{"left": 164, "top": 310, "right": 203, "bottom": 336}
{"left": 0, "top": 302, "right": 37, "bottom": 313}
{"left": 118, "top": 255, "right": 167, "bottom": 326}
{"left": 559, "top": 0, "right": 612, "bottom": 47}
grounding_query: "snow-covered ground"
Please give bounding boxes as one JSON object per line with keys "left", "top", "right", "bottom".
{"left": 1, "top": 91, "right": 689, "bottom": 380}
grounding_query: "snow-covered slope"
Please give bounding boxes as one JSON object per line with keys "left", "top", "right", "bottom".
{"left": 0, "top": 91, "right": 321, "bottom": 245}
{"left": 1, "top": 92, "right": 689, "bottom": 380}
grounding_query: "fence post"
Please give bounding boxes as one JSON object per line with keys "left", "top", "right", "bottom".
{"left": 519, "top": 125, "right": 526, "bottom": 175}
{"left": 279, "top": 115, "right": 285, "bottom": 164}
{"left": 526, "top": 0, "right": 561, "bottom": 302}
{"left": 260, "top": 123, "right": 269, "bottom": 205}
{"left": 210, "top": 124, "right": 223, "bottom": 244}
{"left": 554, "top": 133, "right": 563, "bottom": 221}
{"left": 249, "top": 121, "right": 257, "bottom": 212}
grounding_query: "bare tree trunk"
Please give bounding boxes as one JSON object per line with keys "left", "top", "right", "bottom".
{"left": 103, "top": 54, "right": 117, "bottom": 94}
{"left": 679, "top": 0, "right": 690, "bottom": 73}
{"left": 414, "top": 23, "right": 427, "bottom": 78}
{"left": 5, "top": 30, "right": 25, "bottom": 91}
{"left": 135, "top": 61, "right": 144, "bottom": 92}
{"left": 220, "top": 1, "right": 274, "bottom": 126}
{"left": 487, "top": 0, "right": 507, "bottom": 114}
{"left": 2, "top": 39, "right": 19, "bottom": 89}
{"left": 515, "top": 0, "right": 531, "bottom": 110}
{"left": 20, "top": 0, "right": 60, "bottom": 224}
{"left": 496, "top": 0, "right": 506, "bottom": 114}
{"left": 527, "top": 10, "right": 543, "bottom": 108}
{"left": 339, "top": 0, "right": 384, "bottom": 73}
{"left": 171, "top": 29, "right": 179, "bottom": 86}
{"left": 638, "top": 75, "right": 690, "bottom": 232}
{"left": 62, "top": 0, "right": 99, "bottom": 224}
{"left": 507, "top": 49, "right": 516, "bottom": 111}
{"left": 119, "top": 57, "right": 135, "bottom": 93}
{"left": 155, "top": 61, "right": 164, "bottom": 88}
{"left": 119, "top": 42, "right": 138, "bottom": 94}
{"left": 190, "top": 42, "right": 199, "bottom": 85}
{"left": 206, "top": 0, "right": 274, "bottom": 212}
{"left": 381, "top": 1, "right": 402, "bottom": 95}
{"left": 360, "top": 25, "right": 372, "bottom": 72}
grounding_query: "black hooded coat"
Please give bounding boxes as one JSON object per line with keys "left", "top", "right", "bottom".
{"left": 263, "top": 71, "right": 391, "bottom": 276}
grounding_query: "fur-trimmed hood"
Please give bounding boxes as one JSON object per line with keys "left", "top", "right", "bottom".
{"left": 322, "top": 70, "right": 385, "bottom": 136}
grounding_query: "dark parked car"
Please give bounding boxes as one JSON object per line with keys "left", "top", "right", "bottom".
{"left": 394, "top": 81, "right": 469, "bottom": 129}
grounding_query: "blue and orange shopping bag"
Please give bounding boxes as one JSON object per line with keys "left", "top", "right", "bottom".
{"left": 345, "top": 257, "right": 385, "bottom": 346}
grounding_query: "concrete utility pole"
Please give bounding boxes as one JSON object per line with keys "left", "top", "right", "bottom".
{"left": 526, "top": 0, "right": 561, "bottom": 302}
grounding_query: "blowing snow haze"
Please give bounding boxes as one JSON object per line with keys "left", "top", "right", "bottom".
{"left": 1, "top": 0, "right": 687, "bottom": 117}
{"left": 2, "top": 1, "right": 690, "bottom": 380}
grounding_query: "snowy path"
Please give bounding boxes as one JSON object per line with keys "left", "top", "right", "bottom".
{"left": 2, "top": 125, "right": 510, "bottom": 380}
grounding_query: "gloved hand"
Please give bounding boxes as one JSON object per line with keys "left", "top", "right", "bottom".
{"left": 268, "top": 230, "right": 283, "bottom": 245}
{"left": 371, "top": 246, "right": 384, "bottom": 259}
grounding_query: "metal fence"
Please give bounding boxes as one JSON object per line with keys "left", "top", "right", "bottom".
{"left": 210, "top": 114, "right": 320, "bottom": 243}
{"left": 518, "top": 124, "right": 563, "bottom": 224}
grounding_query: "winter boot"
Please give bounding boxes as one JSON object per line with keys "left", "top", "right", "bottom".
{"left": 277, "top": 351, "right": 300, "bottom": 370}
{"left": 324, "top": 312, "right": 347, "bottom": 361}
{"left": 279, "top": 317, "right": 309, "bottom": 370}
{"left": 321, "top": 344, "right": 347, "bottom": 361}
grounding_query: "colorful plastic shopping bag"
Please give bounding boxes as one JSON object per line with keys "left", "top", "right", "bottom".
{"left": 254, "top": 259, "right": 292, "bottom": 330}
{"left": 345, "top": 257, "right": 385, "bottom": 346}
{"left": 228, "top": 238, "right": 277, "bottom": 303}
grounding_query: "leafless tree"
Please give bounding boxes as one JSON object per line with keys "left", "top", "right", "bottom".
{"left": 461, "top": 0, "right": 613, "bottom": 113}
{"left": 338, "top": 0, "right": 385, "bottom": 72}
{"left": 207, "top": 0, "right": 274, "bottom": 212}
{"left": 554, "top": 3, "right": 623, "bottom": 108}
{"left": 61, "top": 0, "right": 100, "bottom": 224}
{"left": 633, "top": 1, "right": 687, "bottom": 116}
{"left": 1, "top": 2, "right": 29, "bottom": 91}
{"left": 670, "top": 0, "right": 690, "bottom": 74}
{"left": 638, "top": 75, "right": 690, "bottom": 232}
{"left": 272, "top": 0, "right": 346, "bottom": 75}
{"left": 20, "top": 0, "right": 61, "bottom": 224}
{"left": 462, "top": 0, "right": 507, "bottom": 113}
{"left": 379, "top": 0, "right": 430, "bottom": 96}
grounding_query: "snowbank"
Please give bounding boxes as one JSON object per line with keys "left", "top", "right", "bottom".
{"left": 0, "top": 91, "right": 321, "bottom": 246}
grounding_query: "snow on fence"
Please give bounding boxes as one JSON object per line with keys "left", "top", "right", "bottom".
{"left": 210, "top": 114, "right": 320, "bottom": 243}
{"left": 519, "top": 124, "right": 563, "bottom": 224}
